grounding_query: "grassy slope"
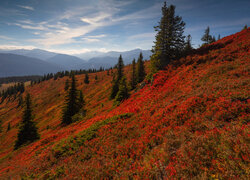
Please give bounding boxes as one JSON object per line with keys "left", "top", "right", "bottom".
{"left": 0, "top": 29, "right": 249, "bottom": 179}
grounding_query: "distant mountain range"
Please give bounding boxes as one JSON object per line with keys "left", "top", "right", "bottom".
{"left": 0, "top": 53, "right": 62, "bottom": 77}
{"left": 0, "top": 48, "right": 151, "bottom": 77}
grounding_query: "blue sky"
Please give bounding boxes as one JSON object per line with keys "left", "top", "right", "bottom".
{"left": 0, "top": 0, "right": 249, "bottom": 54}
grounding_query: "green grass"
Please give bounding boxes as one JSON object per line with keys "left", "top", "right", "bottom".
{"left": 52, "top": 113, "right": 133, "bottom": 159}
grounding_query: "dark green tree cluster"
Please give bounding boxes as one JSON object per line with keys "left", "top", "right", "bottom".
{"left": 14, "top": 94, "right": 39, "bottom": 149}
{"left": 84, "top": 73, "right": 89, "bottom": 84}
{"left": 110, "top": 55, "right": 125, "bottom": 99}
{"left": 136, "top": 52, "right": 146, "bottom": 83}
{"left": 130, "top": 52, "right": 146, "bottom": 90}
{"left": 0, "top": 75, "right": 41, "bottom": 85}
{"left": 130, "top": 59, "right": 137, "bottom": 90}
{"left": 183, "top": 34, "right": 193, "bottom": 56}
{"left": 62, "top": 74, "right": 85, "bottom": 125}
{"left": 17, "top": 95, "right": 23, "bottom": 108}
{"left": 64, "top": 79, "right": 69, "bottom": 91}
{"left": 114, "top": 77, "right": 129, "bottom": 105}
{"left": 34, "top": 67, "right": 107, "bottom": 84}
{"left": 151, "top": 2, "right": 186, "bottom": 72}
{"left": 110, "top": 55, "right": 129, "bottom": 105}
{"left": 0, "top": 82, "right": 25, "bottom": 102}
{"left": 201, "top": 26, "right": 216, "bottom": 45}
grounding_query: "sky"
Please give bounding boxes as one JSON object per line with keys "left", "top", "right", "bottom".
{"left": 0, "top": 0, "right": 249, "bottom": 54}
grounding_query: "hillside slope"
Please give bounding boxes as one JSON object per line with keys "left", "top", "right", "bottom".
{"left": 0, "top": 29, "right": 249, "bottom": 179}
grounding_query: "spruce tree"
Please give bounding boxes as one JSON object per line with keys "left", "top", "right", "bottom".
{"left": 17, "top": 95, "right": 23, "bottom": 108}
{"left": 110, "top": 74, "right": 120, "bottom": 99}
{"left": 114, "top": 77, "right": 129, "bottom": 105}
{"left": 130, "top": 59, "right": 137, "bottom": 90}
{"left": 136, "top": 52, "right": 146, "bottom": 83}
{"left": 7, "top": 122, "right": 11, "bottom": 131}
{"left": 14, "top": 93, "right": 39, "bottom": 149}
{"left": 151, "top": 2, "right": 185, "bottom": 72}
{"left": 184, "top": 34, "right": 193, "bottom": 56}
{"left": 218, "top": 34, "right": 221, "bottom": 40}
{"left": 84, "top": 73, "right": 89, "bottom": 84}
{"left": 117, "top": 55, "right": 124, "bottom": 80}
{"left": 211, "top": 36, "right": 216, "bottom": 43}
{"left": 110, "top": 55, "right": 124, "bottom": 99}
{"left": 201, "top": 26, "right": 213, "bottom": 44}
{"left": 78, "top": 91, "right": 85, "bottom": 109}
{"left": 64, "top": 79, "right": 69, "bottom": 91}
{"left": 62, "top": 74, "right": 80, "bottom": 125}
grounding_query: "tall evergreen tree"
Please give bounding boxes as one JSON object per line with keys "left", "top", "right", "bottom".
{"left": 7, "top": 122, "right": 11, "bottom": 131}
{"left": 114, "top": 77, "right": 129, "bottom": 105}
{"left": 211, "top": 36, "right": 216, "bottom": 43}
{"left": 136, "top": 52, "right": 146, "bottom": 83}
{"left": 14, "top": 93, "right": 39, "bottom": 149}
{"left": 110, "top": 74, "right": 119, "bottom": 100}
{"left": 17, "top": 95, "right": 23, "bottom": 108}
{"left": 218, "top": 34, "right": 221, "bottom": 40}
{"left": 62, "top": 74, "right": 80, "bottom": 125}
{"left": 130, "top": 58, "right": 137, "bottom": 90}
{"left": 201, "top": 26, "right": 213, "bottom": 44}
{"left": 117, "top": 55, "right": 124, "bottom": 80}
{"left": 151, "top": 2, "right": 185, "bottom": 72}
{"left": 84, "top": 73, "right": 89, "bottom": 84}
{"left": 64, "top": 79, "right": 69, "bottom": 91}
{"left": 78, "top": 90, "right": 85, "bottom": 109}
{"left": 184, "top": 34, "right": 193, "bottom": 55}
{"left": 110, "top": 55, "right": 124, "bottom": 99}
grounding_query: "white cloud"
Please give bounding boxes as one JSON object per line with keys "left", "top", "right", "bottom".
{"left": 82, "top": 38, "right": 100, "bottom": 43}
{"left": 8, "top": 0, "right": 160, "bottom": 49}
{"left": 87, "top": 34, "right": 107, "bottom": 38}
{"left": 81, "top": 12, "right": 112, "bottom": 25}
{"left": 128, "top": 32, "right": 156, "bottom": 40}
{"left": 13, "top": 23, "right": 47, "bottom": 31}
{"left": 0, "top": 44, "right": 35, "bottom": 50}
{"left": 18, "top": 5, "right": 34, "bottom": 11}
{"left": 0, "top": 35, "right": 13, "bottom": 40}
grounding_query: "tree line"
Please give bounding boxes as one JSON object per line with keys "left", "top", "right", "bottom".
{"left": 0, "top": 82, "right": 25, "bottom": 103}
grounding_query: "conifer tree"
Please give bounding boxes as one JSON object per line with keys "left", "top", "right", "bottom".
{"left": 130, "top": 59, "right": 137, "bottom": 90}
{"left": 7, "top": 122, "right": 11, "bottom": 131}
{"left": 117, "top": 55, "right": 124, "bottom": 80}
{"left": 14, "top": 93, "right": 39, "bottom": 149}
{"left": 201, "top": 26, "right": 213, "bottom": 44}
{"left": 17, "top": 95, "right": 23, "bottom": 108}
{"left": 79, "top": 90, "right": 85, "bottom": 109}
{"left": 64, "top": 79, "right": 69, "bottom": 91}
{"left": 110, "top": 74, "right": 119, "bottom": 100}
{"left": 136, "top": 53, "right": 146, "bottom": 83}
{"left": 62, "top": 74, "right": 80, "bottom": 125}
{"left": 218, "top": 34, "right": 221, "bottom": 40}
{"left": 184, "top": 34, "right": 193, "bottom": 55}
{"left": 84, "top": 73, "right": 89, "bottom": 84}
{"left": 211, "top": 36, "right": 216, "bottom": 43}
{"left": 151, "top": 2, "right": 185, "bottom": 72}
{"left": 114, "top": 77, "right": 129, "bottom": 105}
{"left": 110, "top": 55, "right": 124, "bottom": 99}
{"left": 95, "top": 75, "right": 98, "bottom": 80}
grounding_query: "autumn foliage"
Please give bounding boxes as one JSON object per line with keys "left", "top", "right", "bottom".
{"left": 0, "top": 28, "right": 249, "bottom": 179}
